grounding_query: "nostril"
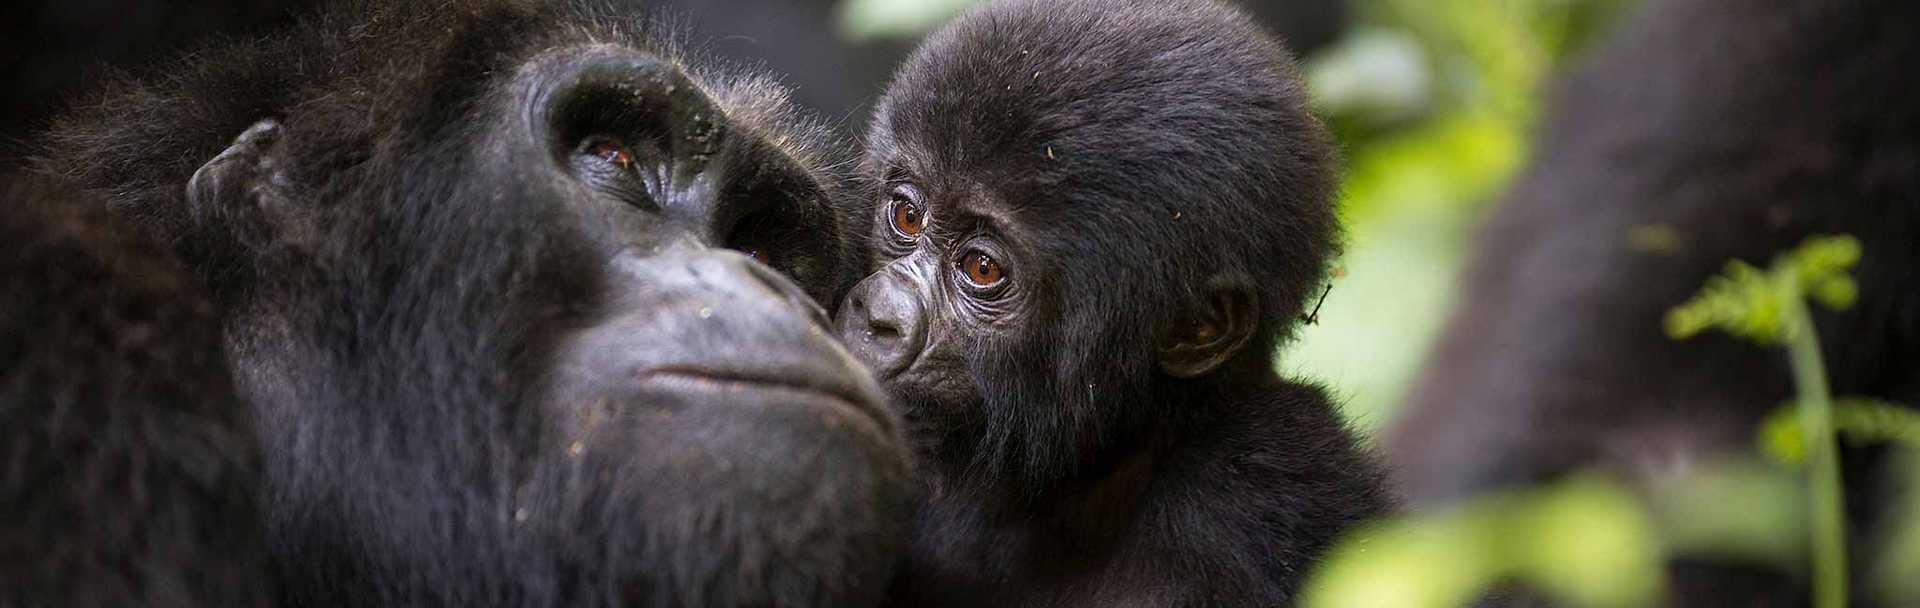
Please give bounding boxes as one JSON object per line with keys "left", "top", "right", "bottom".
{"left": 868, "top": 318, "right": 902, "bottom": 341}
{"left": 836, "top": 269, "right": 924, "bottom": 376}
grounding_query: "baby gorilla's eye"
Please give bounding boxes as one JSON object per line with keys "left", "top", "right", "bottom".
{"left": 958, "top": 251, "right": 1005, "bottom": 288}
{"left": 888, "top": 186, "right": 926, "bottom": 238}
{"left": 891, "top": 202, "right": 925, "bottom": 237}
{"left": 586, "top": 138, "right": 635, "bottom": 172}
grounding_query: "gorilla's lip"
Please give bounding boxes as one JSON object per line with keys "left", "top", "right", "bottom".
{"left": 635, "top": 366, "right": 889, "bottom": 426}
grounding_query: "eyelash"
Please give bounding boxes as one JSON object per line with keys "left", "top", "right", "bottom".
{"left": 574, "top": 136, "right": 659, "bottom": 210}
{"left": 579, "top": 136, "right": 638, "bottom": 174}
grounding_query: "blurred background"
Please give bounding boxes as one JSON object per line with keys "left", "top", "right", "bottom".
{"left": 1, "top": 0, "right": 1637, "bottom": 440}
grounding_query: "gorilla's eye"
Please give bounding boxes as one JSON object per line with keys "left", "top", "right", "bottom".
{"left": 585, "top": 138, "right": 636, "bottom": 172}
{"left": 891, "top": 202, "right": 925, "bottom": 237}
{"left": 958, "top": 251, "right": 1005, "bottom": 288}
{"left": 741, "top": 246, "right": 771, "bottom": 265}
{"left": 887, "top": 185, "right": 926, "bottom": 239}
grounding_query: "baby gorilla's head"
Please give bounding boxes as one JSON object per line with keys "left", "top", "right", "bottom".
{"left": 835, "top": 0, "right": 1338, "bottom": 491}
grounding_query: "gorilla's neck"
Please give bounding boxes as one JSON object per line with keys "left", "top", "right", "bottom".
{"left": 936, "top": 360, "right": 1286, "bottom": 514}
{"left": 906, "top": 368, "right": 1341, "bottom": 590}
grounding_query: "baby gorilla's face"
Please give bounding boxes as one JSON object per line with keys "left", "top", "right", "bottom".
{"left": 834, "top": 170, "right": 1044, "bottom": 429}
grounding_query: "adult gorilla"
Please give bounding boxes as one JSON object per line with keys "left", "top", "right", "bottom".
{"left": 22, "top": 0, "right": 914, "bottom": 605}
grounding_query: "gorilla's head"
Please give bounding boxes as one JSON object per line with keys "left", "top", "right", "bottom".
{"left": 38, "top": 1, "right": 912, "bottom": 605}
{"left": 836, "top": 0, "right": 1336, "bottom": 495}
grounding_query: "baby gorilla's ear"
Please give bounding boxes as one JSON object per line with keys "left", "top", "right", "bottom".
{"left": 1155, "top": 277, "right": 1259, "bottom": 378}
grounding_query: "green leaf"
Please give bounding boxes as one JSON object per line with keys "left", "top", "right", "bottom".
{"left": 1761, "top": 398, "right": 1920, "bottom": 465}
{"left": 1664, "top": 235, "right": 1862, "bottom": 344}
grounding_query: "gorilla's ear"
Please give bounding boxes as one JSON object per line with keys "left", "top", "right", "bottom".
{"left": 187, "top": 120, "right": 287, "bottom": 229}
{"left": 1155, "top": 279, "right": 1259, "bottom": 378}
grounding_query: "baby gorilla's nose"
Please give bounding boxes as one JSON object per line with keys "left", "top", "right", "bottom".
{"left": 835, "top": 269, "right": 927, "bottom": 379}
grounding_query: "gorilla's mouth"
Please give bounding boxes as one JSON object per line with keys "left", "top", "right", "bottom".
{"left": 635, "top": 366, "right": 888, "bottom": 427}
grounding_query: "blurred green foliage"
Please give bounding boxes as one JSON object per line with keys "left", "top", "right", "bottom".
{"left": 837, "top": 0, "right": 973, "bottom": 41}
{"left": 1759, "top": 395, "right": 1920, "bottom": 606}
{"left": 1761, "top": 398, "right": 1920, "bottom": 465}
{"left": 1665, "top": 235, "right": 1861, "bottom": 344}
{"left": 1310, "top": 234, "right": 1880, "bottom": 607}
{"left": 1305, "top": 475, "right": 1664, "bottom": 608}
{"left": 1648, "top": 459, "right": 1807, "bottom": 572}
{"left": 1663, "top": 234, "right": 1863, "bottom": 608}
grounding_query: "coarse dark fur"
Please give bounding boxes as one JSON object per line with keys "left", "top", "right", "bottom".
{"left": 26, "top": 1, "right": 914, "bottom": 605}
{"left": 0, "top": 173, "right": 272, "bottom": 607}
{"left": 833, "top": 0, "right": 1392, "bottom": 605}
{"left": 1389, "top": 0, "right": 1920, "bottom": 604}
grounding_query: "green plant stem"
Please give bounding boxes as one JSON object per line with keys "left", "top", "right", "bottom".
{"left": 1784, "top": 285, "right": 1848, "bottom": 608}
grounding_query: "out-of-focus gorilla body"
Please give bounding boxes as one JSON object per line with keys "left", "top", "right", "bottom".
{"left": 21, "top": 1, "right": 914, "bottom": 605}
{"left": 1, "top": 174, "right": 272, "bottom": 606}
{"left": 1391, "top": 0, "right": 1920, "bottom": 603}
{"left": 836, "top": 0, "right": 1391, "bottom": 605}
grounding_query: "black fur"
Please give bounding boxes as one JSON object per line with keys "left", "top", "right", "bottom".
{"left": 1390, "top": 0, "right": 1920, "bottom": 604}
{"left": 834, "top": 0, "right": 1391, "bottom": 605}
{"left": 0, "top": 173, "right": 272, "bottom": 606}
{"left": 26, "top": 1, "right": 914, "bottom": 605}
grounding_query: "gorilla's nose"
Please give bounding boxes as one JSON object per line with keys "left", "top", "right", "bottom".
{"left": 835, "top": 270, "right": 926, "bottom": 379}
{"left": 586, "top": 248, "right": 893, "bottom": 432}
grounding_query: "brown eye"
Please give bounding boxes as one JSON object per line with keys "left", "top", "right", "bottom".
{"left": 587, "top": 139, "right": 635, "bottom": 171}
{"left": 959, "top": 251, "right": 1004, "bottom": 287}
{"left": 890, "top": 199, "right": 925, "bottom": 238}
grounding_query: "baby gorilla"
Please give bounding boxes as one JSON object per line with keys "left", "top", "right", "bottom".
{"left": 834, "top": 0, "right": 1392, "bottom": 605}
